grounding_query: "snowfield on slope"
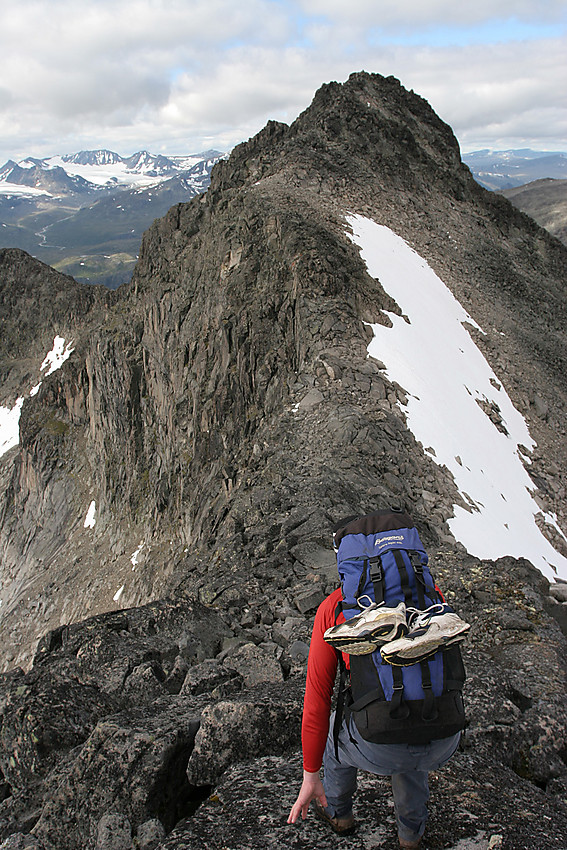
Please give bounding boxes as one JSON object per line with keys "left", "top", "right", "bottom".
{"left": 347, "top": 213, "right": 567, "bottom": 583}
{"left": 0, "top": 335, "right": 74, "bottom": 458}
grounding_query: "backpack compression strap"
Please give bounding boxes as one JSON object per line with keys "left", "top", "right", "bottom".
{"left": 389, "top": 665, "right": 410, "bottom": 720}
{"left": 420, "top": 660, "right": 439, "bottom": 722}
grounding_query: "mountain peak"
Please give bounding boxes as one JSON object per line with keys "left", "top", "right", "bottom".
{"left": 209, "top": 72, "right": 467, "bottom": 204}
{"left": 61, "top": 149, "right": 123, "bottom": 166}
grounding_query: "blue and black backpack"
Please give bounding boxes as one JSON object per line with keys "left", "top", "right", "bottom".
{"left": 332, "top": 507, "right": 466, "bottom": 750}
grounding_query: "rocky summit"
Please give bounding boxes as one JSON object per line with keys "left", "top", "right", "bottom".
{"left": 0, "top": 72, "right": 566, "bottom": 849}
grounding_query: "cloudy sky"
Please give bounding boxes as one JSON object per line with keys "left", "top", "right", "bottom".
{"left": 1, "top": 0, "right": 565, "bottom": 163}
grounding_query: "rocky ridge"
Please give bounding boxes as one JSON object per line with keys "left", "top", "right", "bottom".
{"left": 1, "top": 72, "right": 567, "bottom": 847}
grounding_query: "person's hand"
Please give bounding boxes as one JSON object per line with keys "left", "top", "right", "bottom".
{"left": 287, "top": 769, "right": 328, "bottom": 824}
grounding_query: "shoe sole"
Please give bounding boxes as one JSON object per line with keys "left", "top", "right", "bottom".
{"left": 381, "top": 626, "right": 470, "bottom": 666}
{"left": 325, "top": 621, "right": 408, "bottom": 650}
{"left": 325, "top": 621, "right": 408, "bottom": 641}
{"left": 326, "top": 640, "right": 377, "bottom": 656}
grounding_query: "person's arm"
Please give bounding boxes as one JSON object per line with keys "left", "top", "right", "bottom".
{"left": 288, "top": 591, "right": 342, "bottom": 824}
{"left": 301, "top": 590, "right": 342, "bottom": 771}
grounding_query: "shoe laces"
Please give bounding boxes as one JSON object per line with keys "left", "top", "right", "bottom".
{"left": 356, "top": 594, "right": 383, "bottom": 611}
{"left": 406, "top": 603, "right": 446, "bottom": 629}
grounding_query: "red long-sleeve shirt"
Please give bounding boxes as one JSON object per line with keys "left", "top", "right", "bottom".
{"left": 301, "top": 588, "right": 350, "bottom": 772}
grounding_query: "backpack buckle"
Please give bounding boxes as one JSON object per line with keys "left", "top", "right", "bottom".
{"left": 410, "top": 551, "right": 423, "bottom": 573}
{"left": 369, "top": 557, "right": 382, "bottom": 581}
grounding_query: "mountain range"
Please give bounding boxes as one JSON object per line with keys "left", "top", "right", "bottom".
{"left": 0, "top": 72, "right": 567, "bottom": 849}
{"left": 1, "top": 146, "right": 566, "bottom": 290}
{"left": 499, "top": 177, "right": 567, "bottom": 246}
{"left": 0, "top": 149, "right": 223, "bottom": 193}
{"left": 462, "top": 148, "right": 567, "bottom": 190}
{"left": 0, "top": 149, "right": 223, "bottom": 288}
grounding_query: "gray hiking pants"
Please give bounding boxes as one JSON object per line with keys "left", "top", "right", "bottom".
{"left": 323, "top": 711, "right": 460, "bottom": 845}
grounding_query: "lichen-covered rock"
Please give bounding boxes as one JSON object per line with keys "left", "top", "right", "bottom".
{"left": 136, "top": 819, "right": 165, "bottom": 850}
{"left": 222, "top": 643, "right": 283, "bottom": 688}
{"left": 31, "top": 695, "right": 207, "bottom": 850}
{"left": 157, "top": 750, "right": 567, "bottom": 850}
{"left": 0, "top": 836, "right": 45, "bottom": 850}
{"left": 94, "top": 814, "right": 132, "bottom": 850}
{"left": 186, "top": 682, "right": 303, "bottom": 786}
{"left": 179, "top": 660, "right": 242, "bottom": 698}
{"left": 0, "top": 667, "right": 118, "bottom": 790}
{"left": 33, "top": 597, "right": 231, "bottom": 691}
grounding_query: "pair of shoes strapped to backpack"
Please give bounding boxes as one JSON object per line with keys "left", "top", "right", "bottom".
{"left": 323, "top": 598, "right": 470, "bottom": 665}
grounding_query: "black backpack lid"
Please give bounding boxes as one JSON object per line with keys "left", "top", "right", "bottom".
{"left": 333, "top": 507, "right": 414, "bottom": 549}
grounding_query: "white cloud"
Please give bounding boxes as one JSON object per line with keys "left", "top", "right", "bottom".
{"left": 389, "top": 39, "right": 567, "bottom": 150}
{"left": 0, "top": 0, "right": 292, "bottom": 154}
{"left": 0, "top": 0, "right": 564, "bottom": 161}
{"left": 159, "top": 45, "right": 324, "bottom": 134}
{"left": 296, "top": 0, "right": 567, "bottom": 29}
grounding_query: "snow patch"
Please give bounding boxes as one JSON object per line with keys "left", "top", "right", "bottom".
{"left": 0, "top": 336, "right": 75, "bottom": 459}
{"left": 346, "top": 213, "right": 567, "bottom": 582}
{"left": 84, "top": 501, "right": 96, "bottom": 529}
{"left": 113, "top": 585, "right": 125, "bottom": 602}
{"left": 40, "top": 336, "right": 75, "bottom": 376}
{"left": 130, "top": 542, "right": 144, "bottom": 570}
{"left": 0, "top": 398, "right": 24, "bottom": 458}
{"left": 0, "top": 184, "right": 52, "bottom": 198}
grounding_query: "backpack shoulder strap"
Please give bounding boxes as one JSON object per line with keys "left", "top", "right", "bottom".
{"left": 333, "top": 651, "right": 349, "bottom": 760}
{"left": 331, "top": 598, "right": 360, "bottom": 760}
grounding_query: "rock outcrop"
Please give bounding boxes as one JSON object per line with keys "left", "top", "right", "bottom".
{"left": 1, "top": 72, "right": 567, "bottom": 847}
{"left": 0, "top": 552, "right": 565, "bottom": 849}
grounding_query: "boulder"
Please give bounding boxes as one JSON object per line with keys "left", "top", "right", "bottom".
{"left": 186, "top": 682, "right": 303, "bottom": 786}
{"left": 222, "top": 643, "right": 283, "bottom": 688}
{"left": 31, "top": 695, "right": 207, "bottom": 850}
{"left": 94, "top": 814, "right": 132, "bottom": 850}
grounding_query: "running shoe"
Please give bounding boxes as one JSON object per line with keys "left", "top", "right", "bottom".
{"left": 380, "top": 604, "right": 470, "bottom": 666}
{"left": 324, "top": 599, "right": 408, "bottom": 655}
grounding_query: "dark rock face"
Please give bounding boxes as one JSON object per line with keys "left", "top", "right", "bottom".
{"left": 0, "top": 71, "right": 567, "bottom": 847}
{"left": 0, "top": 249, "right": 110, "bottom": 400}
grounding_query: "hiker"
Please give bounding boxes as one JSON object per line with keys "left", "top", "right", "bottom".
{"left": 287, "top": 509, "right": 469, "bottom": 849}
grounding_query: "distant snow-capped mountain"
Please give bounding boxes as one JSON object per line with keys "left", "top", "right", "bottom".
{"left": 462, "top": 148, "right": 567, "bottom": 190}
{"left": 0, "top": 148, "right": 225, "bottom": 288}
{"left": 0, "top": 160, "right": 96, "bottom": 196}
{"left": 0, "top": 148, "right": 225, "bottom": 197}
